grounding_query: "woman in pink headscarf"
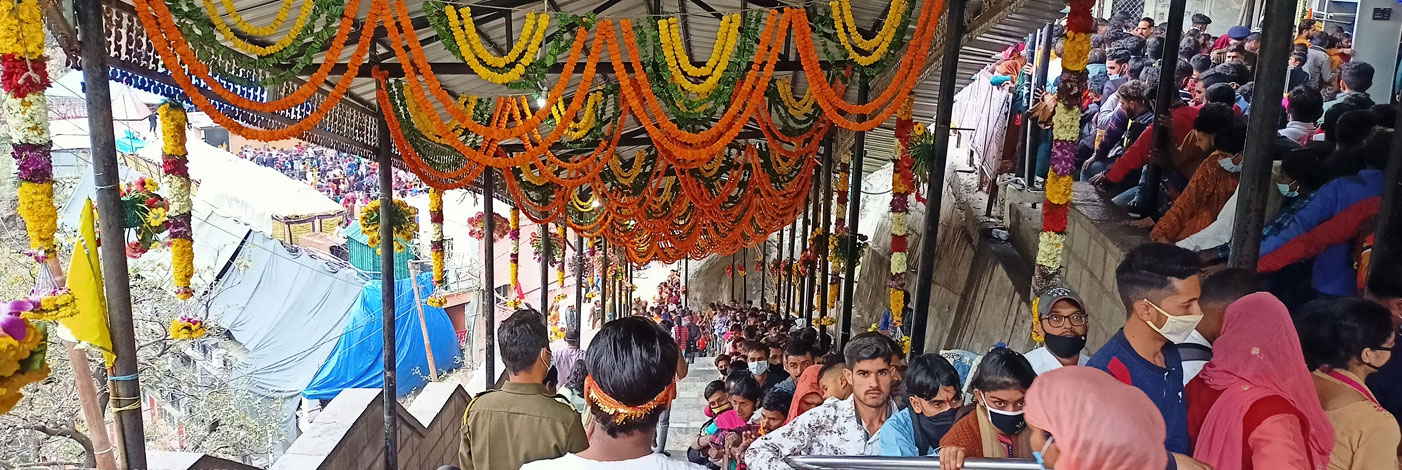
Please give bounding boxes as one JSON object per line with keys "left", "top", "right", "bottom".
{"left": 1186, "top": 292, "right": 1333, "bottom": 470}
{"left": 1024, "top": 366, "right": 1168, "bottom": 470}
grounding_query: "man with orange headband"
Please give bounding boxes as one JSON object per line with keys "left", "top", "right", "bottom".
{"left": 522, "top": 317, "right": 705, "bottom": 470}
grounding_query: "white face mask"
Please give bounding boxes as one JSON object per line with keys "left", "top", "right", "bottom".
{"left": 1217, "top": 156, "right": 1243, "bottom": 173}
{"left": 748, "top": 360, "right": 770, "bottom": 376}
{"left": 1144, "top": 299, "right": 1204, "bottom": 344}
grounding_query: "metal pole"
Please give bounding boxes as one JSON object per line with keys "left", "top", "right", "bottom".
{"left": 1013, "top": 31, "right": 1036, "bottom": 182}
{"left": 540, "top": 222, "right": 550, "bottom": 315}
{"left": 743, "top": 248, "right": 749, "bottom": 303}
{"left": 77, "top": 0, "right": 147, "bottom": 464}
{"left": 761, "top": 238, "right": 768, "bottom": 310}
{"left": 786, "top": 455, "right": 1043, "bottom": 469}
{"left": 1370, "top": 108, "right": 1402, "bottom": 279}
{"left": 601, "top": 240, "right": 610, "bottom": 322}
{"left": 818, "top": 135, "right": 835, "bottom": 338}
{"left": 482, "top": 169, "right": 497, "bottom": 390}
{"left": 409, "top": 270, "right": 438, "bottom": 382}
{"left": 910, "top": 0, "right": 965, "bottom": 357}
{"left": 684, "top": 258, "right": 690, "bottom": 310}
{"left": 800, "top": 171, "right": 815, "bottom": 324}
{"left": 1228, "top": 0, "right": 1294, "bottom": 268}
{"left": 841, "top": 79, "right": 869, "bottom": 347}
{"left": 1024, "top": 24, "right": 1054, "bottom": 183}
{"left": 1141, "top": 0, "right": 1186, "bottom": 217}
{"left": 376, "top": 110, "right": 399, "bottom": 470}
{"left": 574, "top": 232, "right": 584, "bottom": 335}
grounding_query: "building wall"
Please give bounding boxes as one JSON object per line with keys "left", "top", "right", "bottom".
{"left": 1354, "top": 0, "right": 1402, "bottom": 100}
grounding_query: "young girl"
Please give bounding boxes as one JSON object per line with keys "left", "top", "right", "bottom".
{"left": 938, "top": 348, "right": 1039, "bottom": 470}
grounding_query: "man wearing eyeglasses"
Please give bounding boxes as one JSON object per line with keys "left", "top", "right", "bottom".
{"left": 1024, "top": 287, "right": 1091, "bottom": 375}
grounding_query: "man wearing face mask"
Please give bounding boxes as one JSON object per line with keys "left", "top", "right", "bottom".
{"left": 1024, "top": 287, "right": 1091, "bottom": 375}
{"left": 875, "top": 354, "right": 963, "bottom": 456}
{"left": 1150, "top": 125, "right": 1246, "bottom": 244}
{"left": 1088, "top": 243, "right": 1202, "bottom": 458}
{"left": 458, "top": 309, "right": 587, "bottom": 470}
{"left": 744, "top": 341, "right": 783, "bottom": 392}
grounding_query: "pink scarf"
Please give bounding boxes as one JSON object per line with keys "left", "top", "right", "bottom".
{"left": 1194, "top": 293, "right": 1333, "bottom": 470}
{"left": 1025, "top": 367, "right": 1167, "bottom": 470}
{"left": 787, "top": 365, "right": 824, "bottom": 423}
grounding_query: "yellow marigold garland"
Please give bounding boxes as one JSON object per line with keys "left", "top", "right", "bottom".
{"left": 200, "top": 0, "right": 316, "bottom": 56}
{"left": 0, "top": 0, "right": 45, "bottom": 58}
{"left": 444, "top": 5, "right": 548, "bottom": 85}
{"left": 210, "top": 0, "right": 296, "bottom": 36}
{"left": 830, "top": 0, "right": 906, "bottom": 66}
{"left": 658, "top": 14, "right": 739, "bottom": 96}
{"left": 777, "top": 78, "right": 816, "bottom": 116}
{"left": 507, "top": 208, "right": 522, "bottom": 309}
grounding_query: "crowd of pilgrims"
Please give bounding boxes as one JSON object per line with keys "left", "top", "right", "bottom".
{"left": 446, "top": 242, "right": 1402, "bottom": 470}
{"left": 1006, "top": 11, "right": 1387, "bottom": 307}
{"left": 235, "top": 144, "right": 424, "bottom": 222}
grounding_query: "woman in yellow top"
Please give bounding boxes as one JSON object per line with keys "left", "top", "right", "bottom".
{"left": 1298, "top": 298, "right": 1400, "bottom": 470}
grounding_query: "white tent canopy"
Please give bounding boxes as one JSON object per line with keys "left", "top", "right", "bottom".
{"left": 47, "top": 70, "right": 162, "bottom": 121}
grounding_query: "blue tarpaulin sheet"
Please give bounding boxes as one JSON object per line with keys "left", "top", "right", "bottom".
{"left": 303, "top": 273, "right": 462, "bottom": 400}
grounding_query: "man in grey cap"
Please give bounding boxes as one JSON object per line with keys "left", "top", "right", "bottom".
{"left": 1210, "top": 26, "right": 1250, "bottom": 65}
{"left": 1023, "top": 287, "right": 1091, "bottom": 375}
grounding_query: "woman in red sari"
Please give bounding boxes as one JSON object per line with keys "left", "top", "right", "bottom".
{"left": 1186, "top": 292, "right": 1334, "bottom": 470}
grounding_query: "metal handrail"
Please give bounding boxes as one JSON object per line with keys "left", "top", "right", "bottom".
{"left": 785, "top": 456, "right": 1043, "bottom": 469}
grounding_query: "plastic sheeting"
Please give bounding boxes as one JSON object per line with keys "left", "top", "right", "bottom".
{"left": 207, "top": 233, "right": 363, "bottom": 398}
{"left": 302, "top": 273, "right": 462, "bottom": 400}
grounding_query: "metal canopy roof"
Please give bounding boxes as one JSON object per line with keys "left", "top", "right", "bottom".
{"left": 89, "top": 0, "right": 1066, "bottom": 179}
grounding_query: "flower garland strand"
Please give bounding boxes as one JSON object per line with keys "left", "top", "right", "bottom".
{"left": 160, "top": 103, "right": 196, "bottom": 300}
{"left": 2, "top": 0, "right": 57, "bottom": 260}
{"left": 1030, "top": 0, "right": 1093, "bottom": 343}
{"left": 507, "top": 208, "right": 523, "bottom": 309}
{"left": 889, "top": 97, "right": 916, "bottom": 325}
{"left": 427, "top": 188, "right": 447, "bottom": 308}
{"left": 360, "top": 199, "right": 419, "bottom": 254}
{"left": 826, "top": 151, "right": 852, "bottom": 313}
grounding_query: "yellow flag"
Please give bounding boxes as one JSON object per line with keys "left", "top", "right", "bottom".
{"left": 63, "top": 198, "right": 114, "bottom": 365}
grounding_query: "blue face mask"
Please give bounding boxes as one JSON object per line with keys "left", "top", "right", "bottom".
{"left": 1217, "top": 156, "right": 1243, "bottom": 173}
{"left": 1033, "top": 435, "right": 1055, "bottom": 469}
{"left": 1278, "top": 182, "right": 1299, "bottom": 197}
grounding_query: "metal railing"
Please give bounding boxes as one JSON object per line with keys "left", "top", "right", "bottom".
{"left": 785, "top": 456, "right": 1043, "bottom": 469}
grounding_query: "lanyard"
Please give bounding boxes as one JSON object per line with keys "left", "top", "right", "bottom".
{"left": 1324, "top": 369, "right": 1380, "bottom": 405}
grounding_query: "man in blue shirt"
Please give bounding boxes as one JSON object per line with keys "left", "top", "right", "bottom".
{"left": 1088, "top": 243, "right": 1203, "bottom": 459}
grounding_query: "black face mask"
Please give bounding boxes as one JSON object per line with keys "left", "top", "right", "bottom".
{"left": 1044, "top": 333, "right": 1088, "bottom": 359}
{"left": 986, "top": 406, "right": 1027, "bottom": 435}
{"left": 913, "top": 407, "right": 959, "bottom": 455}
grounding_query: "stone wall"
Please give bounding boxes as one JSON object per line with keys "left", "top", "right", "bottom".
{"left": 269, "top": 383, "right": 468, "bottom": 470}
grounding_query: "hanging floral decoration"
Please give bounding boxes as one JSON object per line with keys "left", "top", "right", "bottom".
{"left": 115, "top": 177, "right": 169, "bottom": 259}
{"left": 158, "top": 103, "right": 196, "bottom": 299}
{"left": 124, "top": 0, "right": 954, "bottom": 264}
{"left": 556, "top": 225, "right": 567, "bottom": 289}
{"left": 530, "top": 229, "right": 566, "bottom": 265}
{"left": 888, "top": 97, "right": 916, "bottom": 324}
{"left": 169, "top": 315, "right": 207, "bottom": 340}
{"left": 827, "top": 151, "right": 852, "bottom": 310}
{"left": 506, "top": 208, "right": 523, "bottom": 309}
{"left": 1030, "top": 0, "right": 1093, "bottom": 342}
{"left": 0, "top": 300, "right": 48, "bottom": 413}
{"left": 359, "top": 199, "right": 419, "bottom": 254}
{"left": 426, "top": 188, "right": 447, "bottom": 308}
{"left": 3, "top": 0, "right": 56, "bottom": 261}
{"left": 466, "top": 211, "right": 510, "bottom": 241}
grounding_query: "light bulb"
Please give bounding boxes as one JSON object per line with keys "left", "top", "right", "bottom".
{"left": 536, "top": 96, "right": 547, "bottom": 108}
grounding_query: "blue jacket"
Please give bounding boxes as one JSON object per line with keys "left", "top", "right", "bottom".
{"left": 1262, "top": 169, "right": 1384, "bottom": 296}
{"left": 875, "top": 408, "right": 940, "bottom": 457}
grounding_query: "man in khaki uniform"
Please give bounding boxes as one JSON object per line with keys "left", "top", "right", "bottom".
{"left": 459, "top": 309, "right": 587, "bottom": 469}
